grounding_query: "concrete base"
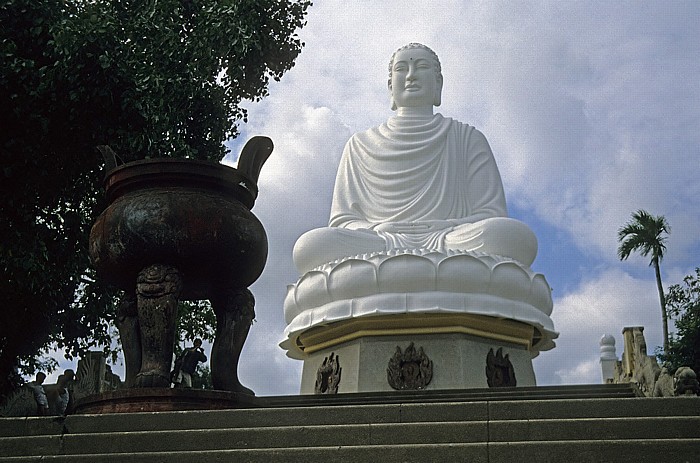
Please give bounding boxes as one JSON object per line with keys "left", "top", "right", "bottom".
{"left": 300, "top": 333, "right": 536, "bottom": 394}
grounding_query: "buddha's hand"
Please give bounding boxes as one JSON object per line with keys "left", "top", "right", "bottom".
{"left": 372, "top": 220, "right": 453, "bottom": 234}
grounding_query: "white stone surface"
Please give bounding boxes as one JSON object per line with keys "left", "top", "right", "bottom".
{"left": 292, "top": 44, "right": 538, "bottom": 273}
{"left": 300, "top": 334, "right": 536, "bottom": 394}
{"left": 283, "top": 44, "right": 557, "bottom": 386}
{"left": 281, "top": 250, "right": 557, "bottom": 359}
{"left": 599, "top": 334, "right": 618, "bottom": 383}
{"left": 599, "top": 334, "right": 617, "bottom": 360}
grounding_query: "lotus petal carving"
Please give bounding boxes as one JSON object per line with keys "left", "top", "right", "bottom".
{"left": 529, "top": 274, "right": 554, "bottom": 316}
{"left": 294, "top": 271, "right": 331, "bottom": 313}
{"left": 281, "top": 250, "right": 557, "bottom": 359}
{"left": 491, "top": 262, "right": 532, "bottom": 302}
{"left": 286, "top": 251, "right": 552, "bottom": 315}
{"left": 377, "top": 254, "right": 437, "bottom": 293}
{"left": 437, "top": 254, "right": 491, "bottom": 293}
{"left": 328, "top": 259, "right": 378, "bottom": 300}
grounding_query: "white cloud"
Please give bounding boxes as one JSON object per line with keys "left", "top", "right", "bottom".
{"left": 534, "top": 267, "right": 664, "bottom": 385}
{"left": 555, "top": 358, "right": 600, "bottom": 385}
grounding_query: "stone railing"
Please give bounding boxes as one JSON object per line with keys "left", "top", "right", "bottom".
{"left": 600, "top": 327, "right": 699, "bottom": 397}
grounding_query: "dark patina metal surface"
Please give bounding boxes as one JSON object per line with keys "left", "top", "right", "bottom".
{"left": 90, "top": 158, "right": 267, "bottom": 300}
{"left": 88, "top": 137, "right": 273, "bottom": 397}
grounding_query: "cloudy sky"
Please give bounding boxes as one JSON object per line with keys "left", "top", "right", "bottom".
{"left": 47, "top": 1, "right": 699, "bottom": 394}
{"left": 219, "top": 0, "right": 700, "bottom": 395}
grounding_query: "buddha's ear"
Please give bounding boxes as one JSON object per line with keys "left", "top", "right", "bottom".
{"left": 389, "top": 80, "right": 397, "bottom": 111}
{"left": 434, "top": 74, "right": 444, "bottom": 107}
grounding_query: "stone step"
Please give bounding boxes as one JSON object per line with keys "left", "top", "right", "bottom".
{"left": 0, "top": 416, "right": 64, "bottom": 437}
{"left": 1, "top": 414, "right": 698, "bottom": 457}
{"left": 61, "top": 397, "right": 700, "bottom": 435}
{"left": 488, "top": 416, "right": 700, "bottom": 441}
{"left": 0, "top": 439, "right": 699, "bottom": 463}
{"left": 260, "top": 383, "right": 641, "bottom": 408}
{"left": 2, "top": 421, "right": 484, "bottom": 456}
{"left": 487, "top": 439, "right": 699, "bottom": 463}
{"left": 62, "top": 401, "right": 489, "bottom": 434}
{"left": 1, "top": 395, "right": 696, "bottom": 438}
{"left": 488, "top": 396, "right": 700, "bottom": 420}
{"left": 2, "top": 387, "right": 698, "bottom": 463}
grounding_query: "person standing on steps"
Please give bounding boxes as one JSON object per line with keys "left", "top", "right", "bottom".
{"left": 171, "top": 339, "right": 207, "bottom": 388}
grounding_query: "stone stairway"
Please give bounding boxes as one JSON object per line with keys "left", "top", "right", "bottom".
{"left": 1, "top": 384, "right": 698, "bottom": 462}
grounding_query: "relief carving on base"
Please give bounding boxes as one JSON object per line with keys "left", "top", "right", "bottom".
{"left": 387, "top": 342, "right": 433, "bottom": 390}
{"left": 486, "top": 347, "right": 517, "bottom": 387}
{"left": 314, "top": 352, "right": 342, "bottom": 394}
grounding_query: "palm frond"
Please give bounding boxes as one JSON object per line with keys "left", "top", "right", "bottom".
{"left": 617, "top": 209, "right": 670, "bottom": 265}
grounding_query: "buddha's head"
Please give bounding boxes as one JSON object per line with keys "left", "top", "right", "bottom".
{"left": 388, "top": 43, "right": 443, "bottom": 111}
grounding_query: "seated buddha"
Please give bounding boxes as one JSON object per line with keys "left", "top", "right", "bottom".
{"left": 293, "top": 43, "right": 537, "bottom": 274}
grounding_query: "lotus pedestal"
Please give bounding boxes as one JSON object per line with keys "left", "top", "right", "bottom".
{"left": 282, "top": 251, "right": 557, "bottom": 394}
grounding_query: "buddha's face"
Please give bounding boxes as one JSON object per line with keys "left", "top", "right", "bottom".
{"left": 390, "top": 48, "right": 442, "bottom": 109}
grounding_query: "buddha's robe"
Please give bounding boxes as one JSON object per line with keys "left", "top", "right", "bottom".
{"left": 293, "top": 114, "right": 537, "bottom": 273}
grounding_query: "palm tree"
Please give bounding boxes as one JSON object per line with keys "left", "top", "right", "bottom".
{"left": 617, "top": 210, "right": 671, "bottom": 352}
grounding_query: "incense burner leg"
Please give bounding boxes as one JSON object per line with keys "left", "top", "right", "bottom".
{"left": 135, "top": 264, "right": 182, "bottom": 388}
{"left": 211, "top": 287, "right": 255, "bottom": 394}
{"left": 115, "top": 293, "right": 141, "bottom": 388}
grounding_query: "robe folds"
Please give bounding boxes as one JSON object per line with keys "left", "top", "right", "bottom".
{"left": 330, "top": 113, "right": 508, "bottom": 229}
{"left": 292, "top": 113, "right": 537, "bottom": 273}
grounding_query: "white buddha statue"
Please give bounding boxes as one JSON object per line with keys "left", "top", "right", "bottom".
{"left": 293, "top": 43, "right": 537, "bottom": 274}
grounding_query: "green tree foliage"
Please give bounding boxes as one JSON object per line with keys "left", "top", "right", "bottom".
{"left": 0, "top": 0, "right": 310, "bottom": 400}
{"left": 661, "top": 268, "right": 700, "bottom": 374}
{"left": 617, "top": 210, "right": 671, "bottom": 352}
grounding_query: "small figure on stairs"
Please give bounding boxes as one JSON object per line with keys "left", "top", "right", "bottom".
{"left": 27, "top": 372, "right": 49, "bottom": 416}
{"left": 171, "top": 339, "right": 207, "bottom": 389}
